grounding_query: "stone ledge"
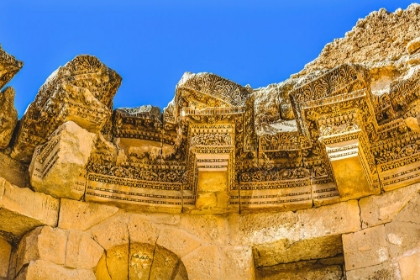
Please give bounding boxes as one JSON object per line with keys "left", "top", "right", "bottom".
{"left": 0, "top": 177, "right": 59, "bottom": 242}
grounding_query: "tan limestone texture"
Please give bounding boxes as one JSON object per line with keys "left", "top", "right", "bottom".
{"left": 0, "top": 180, "right": 419, "bottom": 280}
{"left": 0, "top": 151, "right": 29, "bottom": 188}
{"left": 0, "top": 178, "right": 59, "bottom": 243}
{"left": 2, "top": 3, "right": 420, "bottom": 280}
{"left": 0, "top": 45, "right": 21, "bottom": 150}
{"left": 10, "top": 55, "right": 121, "bottom": 162}
{"left": 29, "top": 121, "right": 97, "bottom": 200}
{"left": 0, "top": 87, "right": 18, "bottom": 149}
{"left": 0, "top": 237, "right": 11, "bottom": 280}
{"left": 297, "top": 4, "right": 420, "bottom": 76}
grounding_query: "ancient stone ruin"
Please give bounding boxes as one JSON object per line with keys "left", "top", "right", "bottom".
{"left": 1, "top": 4, "right": 420, "bottom": 280}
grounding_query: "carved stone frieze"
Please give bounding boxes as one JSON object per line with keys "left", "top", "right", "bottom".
{"left": 0, "top": 47, "right": 22, "bottom": 149}
{"left": 4, "top": 6, "right": 420, "bottom": 280}
{"left": 0, "top": 87, "right": 18, "bottom": 149}
{"left": 11, "top": 55, "right": 122, "bottom": 162}
{"left": 17, "top": 57, "right": 420, "bottom": 213}
{"left": 29, "top": 121, "right": 97, "bottom": 200}
{"left": 0, "top": 46, "right": 23, "bottom": 89}
{"left": 10, "top": 12, "right": 420, "bottom": 214}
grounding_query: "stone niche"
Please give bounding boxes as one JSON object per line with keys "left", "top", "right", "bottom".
{"left": 2, "top": 4, "right": 420, "bottom": 280}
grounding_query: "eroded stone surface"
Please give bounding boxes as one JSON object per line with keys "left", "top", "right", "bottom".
{"left": 299, "top": 4, "right": 420, "bottom": 75}
{"left": 345, "top": 261, "right": 398, "bottom": 280}
{"left": 182, "top": 245, "right": 220, "bottom": 280}
{"left": 0, "top": 151, "right": 28, "bottom": 188}
{"left": 15, "top": 226, "right": 67, "bottom": 276}
{"left": 29, "top": 121, "right": 97, "bottom": 200}
{"left": 360, "top": 183, "right": 420, "bottom": 228}
{"left": 90, "top": 213, "right": 129, "bottom": 250}
{"left": 11, "top": 55, "right": 121, "bottom": 162}
{"left": 0, "top": 178, "right": 59, "bottom": 242}
{"left": 399, "top": 252, "right": 420, "bottom": 280}
{"left": 0, "top": 87, "right": 18, "bottom": 149}
{"left": 253, "top": 235, "right": 343, "bottom": 267}
{"left": 2, "top": 4, "right": 420, "bottom": 280}
{"left": 65, "top": 231, "right": 103, "bottom": 269}
{"left": 257, "top": 265, "right": 343, "bottom": 280}
{"left": 229, "top": 200, "right": 360, "bottom": 245}
{"left": 385, "top": 194, "right": 420, "bottom": 259}
{"left": 0, "top": 46, "right": 23, "bottom": 89}
{"left": 0, "top": 238, "right": 11, "bottom": 279}
{"left": 15, "top": 260, "right": 95, "bottom": 280}
{"left": 58, "top": 198, "right": 119, "bottom": 231}
{"left": 342, "top": 225, "right": 389, "bottom": 271}
{"left": 221, "top": 246, "right": 255, "bottom": 280}
{"left": 156, "top": 228, "right": 201, "bottom": 258}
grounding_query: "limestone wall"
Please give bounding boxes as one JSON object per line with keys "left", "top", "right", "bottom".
{"left": 0, "top": 175, "right": 419, "bottom": 279}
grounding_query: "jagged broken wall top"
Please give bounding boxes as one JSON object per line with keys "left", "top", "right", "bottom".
{"left": 2, "top": 4, "right": 420, "bottom": 215}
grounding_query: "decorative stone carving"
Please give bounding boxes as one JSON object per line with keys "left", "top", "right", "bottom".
{"left": 29, "top": 121, "right": 97, "bottom": 200}
{"left": 4, "top": 4, "right": 420, "bottom": 280}
{"left": 0, "top": 46, "right": 23, "bottom": 89}
{"left": 11, "top": 55, "right": 121, "bottom": 162}
{"left": 74, "top": 59, "right": 420, "bottom": 212}
{"left": 0, "top": 47, "right": 22, "bottom": 150}
{"left": 0, "top": 87, "right": 18, "bottom": 149}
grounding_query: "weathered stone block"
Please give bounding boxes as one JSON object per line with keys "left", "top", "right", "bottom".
{"left": 0, "top": 237, "right": 11, "bottom": 279}
{"left": 128, "top": 214, "right": 160, "bottom": 245}
{"left": 391, "top": 193, "right": 420, "bottom": 224}
{"left": 407, "top": 37, "right": 420, "bottom": 54}
{"left": 0, "top": 178, "right": 59, "bottom": 241}
{"left": 0, "top": 46, "right": 23, "bottom": 89}
{"left": 11, "top": 55, "right": 121, "bottom": 162}
{"left": 221, "top": 246, "right": 255, "bottom": 280}
{"left": 257, "top": 265, "right": 343, "bottom": 280}
{"left": 360, "top": 183, "right": 420, "bottom": 228}
{"left": 182, "top": 245, "right": 220, "bottom": 280}
{"left": 179, "top": 214, "right": 228, "bottom": 244}
{"left": 15, "top": 226, "right": 67, "bottom": 275}
{"left": 342, "top": 225, "right": 389, "bottom": 271}
{"left": 253, "top": 234, "right": 343, "bottom": 267}
{"left": 229, "top": 200, "right": 360, "bottom": 245}
{"left": 65, "top": 231, "right": 103, "bottom": 269}
{"left": 345, "top": 261, "right": 398, "bottom": 280}
{"left": 15, "top": 260, "right": 95, "bottom": 280}
{"left": 29, "top": 121, "right": 96, "bottom": 200}
{"left": 0, "top": 151, "right": 28, "bottom": 188}
{"left": 156, "top": 228, "right": 201, "bottom": 258}
{"left": 385, "top": 221, "right": 420, "bottom": 259}
{"left": 58, "top": 199, "right": 119, "bottom": 231}
{"left": 384, "top": 194, "right": 420, "bottom": 259}
{"left": 0, "top": 87, "right": 18, "bottom": 149}
{"left": 90, "top": 213, "right": 129, "bottom": 250}
{"left": 399, "top": 252, "right": 420, "bottom": 280}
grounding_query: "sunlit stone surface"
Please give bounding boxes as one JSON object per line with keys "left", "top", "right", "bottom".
{"left": 2, "top": 4, "right": 420, "bottom": 279}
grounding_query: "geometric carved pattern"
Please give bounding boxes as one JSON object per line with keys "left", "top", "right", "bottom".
{"left": 14, "top": 53, "right": 420, "bottom": 213}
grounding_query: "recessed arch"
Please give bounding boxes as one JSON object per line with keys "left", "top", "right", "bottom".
{"left": 95, "top": 242, "right": 188, "bottom": 280}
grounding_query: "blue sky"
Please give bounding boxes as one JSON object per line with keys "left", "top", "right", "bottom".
{"left": 1, "top": 0, "right": 415, "bottom": 117}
